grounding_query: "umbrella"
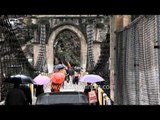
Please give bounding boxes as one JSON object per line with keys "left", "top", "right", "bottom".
{"left": 5, "top": 74, "right": 33, "bottom": 84}
{"left": 50, "top": 72, "right": 65, "bottom": 84}
{"left": 33, "top": 75, "right": 51, "bottom": 85}
{"left": 54, "top": 64, "right": 65, "bottom": 70}
{"left": 79, "top": 74, "right": 104, "bottom": 83}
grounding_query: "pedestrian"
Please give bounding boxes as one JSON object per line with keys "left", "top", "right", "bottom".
{"left": 20, "top": 84, "right": 32, "bottom": 105}
{"left": 5, "top": 82, "right": 27, "bottom": 105}
{"left": 84, "top": 83, "right": 99, "bottom": 105}
{"left": 84, "top": 83, "right": 92, "bottom": 96}
{"left": 34, "top": 84, "right": 44, "bottom": 97}
{"left": 73, "top": 70, "right": 79, "bottom": 85}
{"left": 68, "top": 67, "right": 74, "bottom": 84}
{"left": 51, "top": 82, "right": 62, "bottom": 92}
{"left": 65, "top": 67, "right": 70, "bottom": 83}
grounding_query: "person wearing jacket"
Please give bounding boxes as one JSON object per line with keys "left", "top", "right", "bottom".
{"left": 20, "top": 84, "right": 32, "bottom": 105}
{"left": 5, "top": 82, "right": 27, "bottom": 105}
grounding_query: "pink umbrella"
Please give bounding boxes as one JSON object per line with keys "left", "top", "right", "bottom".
{"left": 33, "top": 75, "right": 51, "bottom": 85}
{"left": 79, "top": 74, "right": 104, "bottom": 83}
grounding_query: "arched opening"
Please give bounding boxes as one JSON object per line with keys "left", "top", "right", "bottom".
{"left": 46, "top": 25, "right": 87, "bottom": 73}
{"left": 54, "top": 30, "right": 81, "bottom": 67}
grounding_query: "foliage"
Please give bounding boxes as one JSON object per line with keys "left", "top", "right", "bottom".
{"left": 54, "top": 30, "right": 80, "bottom": 66}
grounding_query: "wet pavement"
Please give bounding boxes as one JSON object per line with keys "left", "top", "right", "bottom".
{"left": 32, "top": 78, "right": 86, "bottom": 105}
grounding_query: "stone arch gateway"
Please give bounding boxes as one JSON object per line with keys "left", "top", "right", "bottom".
{"left": 46, "top": 25, "right": 87, "bottom": 73}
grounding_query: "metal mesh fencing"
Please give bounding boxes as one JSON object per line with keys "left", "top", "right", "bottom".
{"left": 0, "top": 16, "right": 35, "bottom": 101}
{"left": 116, "top": 15, "right": 160, "bottom": 105}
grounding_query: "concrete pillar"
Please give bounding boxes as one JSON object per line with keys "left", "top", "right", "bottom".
{"left": 115, "top": 15, "right": 123, "bottom": 31}
{"left": 110, "top": 15, "right": 131, "bottom": 104}
{"left": 95, "top": 28, "right": 100, "bottom": 41}
{"left": 109, "top": 15, "right": 124, "bottom": 104}
{"left": 80, "top": 36, "right": 87, "bottom": 72}
{"left": 46, "top": 44, "right": 54, "bottom": 74}
{"left": 123, "top": 15, "right": 131, "bottom": 27}
{"left": 93, "top": 43, "right": 101, "bottom": 64}
{"left": 34, "top": 30, "right": 38, "bottom": 42}
{"left": 109, "top": 16, "right": 117, "bottom": 103}
{"left": 33, "top": 44, "right": 40, "bottom": 66}
{"left": 93, "top": 26, "right": 101, "bottom": 64}
{"left": 32, "top": 18, "right": 38, "bottom": 43}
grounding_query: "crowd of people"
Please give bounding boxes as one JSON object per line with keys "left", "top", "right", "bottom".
{"left": 51, "top": 64, "right": 82, "bottom": 92}
{"left": 4, "top": 62, "right": 111, "bottom": 105}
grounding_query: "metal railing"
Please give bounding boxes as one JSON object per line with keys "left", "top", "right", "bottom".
{"left": 115, "top": 15, "right": 160, "bottom": 105}
{"left": 86, "top": 24, "right": 95, "bottom": 71}
{"left": 34, "top": 23, "right": 47, "bottom": 72}
{"left": 0, "top": 15, "right": 36, "bottom": 101}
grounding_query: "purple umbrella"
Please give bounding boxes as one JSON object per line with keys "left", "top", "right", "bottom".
{"left": 33, "top": 75, "right": 51, "bottom": 85}
{"left": 79, "top": 74, "right": 104, "bottom": 83}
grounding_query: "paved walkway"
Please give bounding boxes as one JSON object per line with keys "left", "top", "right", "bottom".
{"left": 60, "top": 80, "right": 86, "bottom": 92}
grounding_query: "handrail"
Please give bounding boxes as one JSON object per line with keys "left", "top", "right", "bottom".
{"left": 92, "top": 83, "right": 111, "bottom": 105}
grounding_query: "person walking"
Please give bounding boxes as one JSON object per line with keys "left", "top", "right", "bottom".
{"left": 68, "top": 67, "right": 74, "bottom": 84}
{"left": 5, "top": 82, "right": 27, "bottom": 105}
{"left": 65, "top": 67, "right": 70, "bottom": 83}
{"left": 34, "top": 84, "right": 44, "bottom": 97}
{"left": 73, "top": 70, "right": 79, "bottom": 85}
{"left": 20, "top": 84, "right": 32, "bottom": 105}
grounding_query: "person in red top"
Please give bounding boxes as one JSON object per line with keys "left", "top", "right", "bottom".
{"left": 50, "top": 72, "right": 65, "bottom": 92}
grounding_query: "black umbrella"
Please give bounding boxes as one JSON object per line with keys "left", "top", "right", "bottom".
{"left": 5, "top": 74, "right": 33, "bottom": 84}
{"left": 54, "top": 64, "right": 65, "bottom": 70}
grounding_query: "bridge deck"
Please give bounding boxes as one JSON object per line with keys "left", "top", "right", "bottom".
{"left": 32, "top": 78, "right": 86, "bottom": 105}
